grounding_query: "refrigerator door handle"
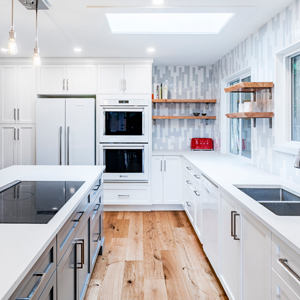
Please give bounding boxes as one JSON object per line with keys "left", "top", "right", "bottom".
{"left": 59, "top": 126, "right": 62, "bottom": 165}
{"left": 67, "top": 126, "right": 70, "bottom": 165}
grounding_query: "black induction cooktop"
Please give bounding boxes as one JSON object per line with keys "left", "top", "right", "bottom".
{"left": 0, "top": 181, "right": 84, "bottom": 224}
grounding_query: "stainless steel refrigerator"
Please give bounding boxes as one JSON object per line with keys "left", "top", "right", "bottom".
{"left": 36, "top": 98, "right": 95, "bottom": 165}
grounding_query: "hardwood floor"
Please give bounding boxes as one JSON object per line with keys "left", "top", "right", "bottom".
{"left": 85, "top": 211, "right": 228, "bottom": 300}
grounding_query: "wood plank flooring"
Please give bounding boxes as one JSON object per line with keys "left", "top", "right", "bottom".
{"left": 85, "top": 211, "right": 228, "bottom": 300}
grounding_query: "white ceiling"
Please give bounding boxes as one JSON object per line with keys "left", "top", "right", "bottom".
{"left": 0, "top": 0, "right": 294, "bottom": 65}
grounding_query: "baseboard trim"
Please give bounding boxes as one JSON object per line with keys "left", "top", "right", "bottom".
{"left": 104, "top": 204, "right": 184, "bottom": 211}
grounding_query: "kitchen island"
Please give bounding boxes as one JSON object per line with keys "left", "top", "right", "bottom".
{"left": 0, "top": 165, "right": 105, "bottom": 300}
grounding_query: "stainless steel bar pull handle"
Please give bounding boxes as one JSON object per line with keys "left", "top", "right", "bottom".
{"left": 63, "top": 79, "right": 65, "bottom": 90}
{"left": 67, "top": 79, "right": 69, "bottom": 91}
{"left": 17, "top": 129, "right": 19, "bottom": 140}
{"left": 14, "top": 108, "right": 16, "bottom": 120}
{"left": 74, "top": 238, "right": 84, "bottom": 269}
{"left": 233, "top": 213, "right": 240, "bottom": 240}
{"left": 14, "top": 128, "right": 16, "bottom": 140}
{"left": 161, "top": 160, "right": 163, "bottom": 172}
{"left": 164, "top": 160, "right": 166, "bottom": 171}
{"left": 186, "top": 202, "right": 191, "bottom": 207}
{"left": 231, "top": 211, "right": 237, "bottom": 237}
{"left": 17, "top": 109, "right": 20, "bottom": 120}
{"left": 94, "top": 204, "right": 101, "bottom": 212}
{"left": 279, "top": 259, "right": 300, "bottom": 281}
{"left": 72, "top": 211, "right": 84, "bottom": 223}
{"left": 15, "top": 273, "right": 46, "bottom": 300}
{"left": 67, "top": 126, "right": 70, "bottom": 165}
{"left": 59, "top": 127, "right": 62, "bottom": 165}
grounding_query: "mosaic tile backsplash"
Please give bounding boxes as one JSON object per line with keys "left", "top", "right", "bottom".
{"left": 153, "top": 0, "right": 300, "bottom": 184}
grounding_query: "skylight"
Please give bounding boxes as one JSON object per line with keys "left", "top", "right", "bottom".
{"left": 106, "top": 13, "right": 234, "bottom": 34}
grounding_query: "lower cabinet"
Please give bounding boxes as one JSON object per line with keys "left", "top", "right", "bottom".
{"left": 220, "top": 190, "right": 271, "bottom": 300}
{"left": 151, "top": 155, "right": 182, "bottom": 204}
{"left": 39, "top": 271, "right": 57, "bottom": 300}
{"left": 0, "top": 124, "right": 35, "bottom": 169}
{"left": 184, "top": 182, "right": 196, "bottom": 225}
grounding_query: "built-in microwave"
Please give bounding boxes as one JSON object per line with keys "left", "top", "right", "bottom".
{"left": 98, "top": 97, "right": 150, "bottom": 143}
{"left": 99, "top": 144, "right": 149, "bottom": 182}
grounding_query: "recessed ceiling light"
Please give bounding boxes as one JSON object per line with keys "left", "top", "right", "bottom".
{"left": 147, "top": 48, "right": 155, "bottom": 52}
{"left": 106, "top": 13, "right": 235, "bottom": 34}
{"left": 74, "top": 48, "right": 82, "bottom": 52}
{"left": 1, "top": 48, "right": 8, "bottom": 54}
{"left": 153, "top": 0, "right": 164, "bottom": 4}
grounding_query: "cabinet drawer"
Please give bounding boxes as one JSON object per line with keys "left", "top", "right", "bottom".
{"left": 272, "top": 269, "right": 300, "bottom": 300}
{"left": 90, "top": 189, "right": 103, "bottom": 228}
{"left": 9, "top": 239, "right": 56, "bottom": 300}
{"left": 90, "top": 212, "right": 102, "bottom": 270}
{"left": 38, "top": 270, "right": 57, "bottom": 300}
{"left": 272, "top": 234, "right": 300, "bottom": 296}
{"left": 104, "top": 188, "right": 150, "bottom": 204}
{"left": 57, "top": 195, "right": 90, "bottom": 263}
{"left": 184, "top": 184, "right": 196, "bottom": 225}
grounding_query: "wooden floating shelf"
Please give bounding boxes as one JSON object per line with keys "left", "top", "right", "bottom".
{"left": 224, "top": 82, "right": 274, "bottom": 93}
{"left": 225, "top": 112, "right": 274, "bottom": 119}
{"left": 152, "top": 99, "right": 217, "bottom": 103}
{"left": 225, "top": 112, "right": 274, "bottom": 128}
{"left": 153, "top": 116, "right": 216, "bottom": 120}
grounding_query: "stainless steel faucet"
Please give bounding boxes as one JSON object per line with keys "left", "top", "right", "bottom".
{"left": 294, "top": 149, "right": 300, "bottom": 168}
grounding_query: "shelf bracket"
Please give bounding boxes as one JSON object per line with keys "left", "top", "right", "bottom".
{"left": 153, "top": 119, "right": 156, "bottom": 125}
{"left": 269, "top": 88, "right": 272, "bottom": 100}
{"left": 206, "top": 120, "right": 208, "bottom": 126}
{"left": 269, "top": 118, "right": 272, "bottom": 129}
{"left": 153, "top": 103, "right": 156, "bottom": 109}
{"left": 253, "top": 92, "right": 256, "bottom": 103}
{"left": 253, "top": 118, "right": 256, "bottom": 128}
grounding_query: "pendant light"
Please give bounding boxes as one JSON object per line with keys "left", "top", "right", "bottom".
{"left": 7, "top": 0, "right": 18, "bottom": 55}
{"left": 33, "top": 0, "right": 41, "bottom": 66}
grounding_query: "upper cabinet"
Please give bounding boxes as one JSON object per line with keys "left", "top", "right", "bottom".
{"left": 0, "top": 65, "right": 36, "bottom": 124}
{"left": 98, "top": 64, "right": 152, "bottom": 94}
{"left": 37, "top": 65, "right": 97, "bottom": 95}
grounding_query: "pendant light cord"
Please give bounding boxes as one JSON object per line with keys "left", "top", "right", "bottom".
{"left": 35, "top": 0, "right": 39, "bottom": 48}
{"left": 11, "top": 0, "right": 14, "bottom": 30}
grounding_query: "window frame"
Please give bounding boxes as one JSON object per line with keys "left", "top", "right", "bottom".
{"left": 274, "top": 42, "right": 300, "bottom": 155}
{"left": 226, "top": 72, "right": 252, "bottom": 159}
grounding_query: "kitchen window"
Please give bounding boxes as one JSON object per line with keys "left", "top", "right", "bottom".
{"left": 229, "top": 75, "right": 252, "bottom": 159}
{"left": 292, "top": 54, "right": 300, "bottom": 142}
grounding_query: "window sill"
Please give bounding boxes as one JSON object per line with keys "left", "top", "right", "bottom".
{"left": 273, "top": 143, "right": 300, "bottom": 155}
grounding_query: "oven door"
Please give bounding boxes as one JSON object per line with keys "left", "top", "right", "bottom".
{"left": 99, "top": 107, "right": 149, "bottom": 143}
{"left": 99, "top": 144, "right": 149, "bottom": 182}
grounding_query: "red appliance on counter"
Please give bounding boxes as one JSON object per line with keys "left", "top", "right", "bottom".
{"left": 191, "top": 138, "right": 214, "bottom": 151}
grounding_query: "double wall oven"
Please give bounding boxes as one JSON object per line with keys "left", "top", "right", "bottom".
{"left": 98, "top": 96, "right": 150, "bottom": 182}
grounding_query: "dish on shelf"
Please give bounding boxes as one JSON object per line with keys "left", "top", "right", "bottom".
{"left": 193, "top": 113, "right": 200, "bottom": 116}
{"left": 202, "top": 113, "right": 207, "bottom": 116}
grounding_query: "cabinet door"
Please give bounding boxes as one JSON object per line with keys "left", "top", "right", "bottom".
{"left": 17, "top": 66, "right": 36, "bottom": 123}
{"left": 36, "top": 99, "right": 66, "bottom": 165}
{"left": 124, "top": 65, "right": 152, "bottom": 94}
{"left": 272, "top": 269, "right": 300, "bottom": 300}
{"left": 66, "top": 98, "right": 95, "bottom": 165}
{"left": 194, "top": 186, "right": 202, "bottom": 240}
{"left": 242, "top": 211, "right": 271, "bottom": 300}
{"left": 0, "top": 125, "right": 17, "bottom": 169}
{"left": 38, "top": 271, "right": 57, "bottom": 300}
{"left": 17, "top": 125, "right": 36, "bottom": 166}
{"left": 76, "top": 218, "right": 90, "bottom": 300}
{"left": 37, "top": 65, "right": 67, "bottom": 94}
{"left": 163, "top": 156, "right": 182, "bottom": 204}
{"left": 151, "top": 156, "right": 164, "bottom": 204}
{"left": 0, "top": 65, "right": 18, "bottom": 123}
{"left": 219, "top": 192, "right": 241, "bottom": 300}
{"left": 57, "top": 242, "right": 76, "bottom": 300}
{"left": 66, "top": 65, "right": 96, "bottom": 94}
{"left": 185, "top": 184, "right": 196, "bottom": 225}
{"left": 98, "top": 65, "right": 123, "bottom": 94}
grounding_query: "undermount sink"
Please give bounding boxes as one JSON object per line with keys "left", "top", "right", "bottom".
{"left": 237, "top": 187, "right": 300, "bottom": 216}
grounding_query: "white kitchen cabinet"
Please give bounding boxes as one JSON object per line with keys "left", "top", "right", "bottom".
{"left": 151, "top": 156, "right": 182, "bottom": 204}
{"left": 17, "top": 66, "right": 36, "bottom": 123}
{"left": 0, "top": 124, "right": 35, "bottom": 169}
{"left": 184, "top": 182, "right": 196, "bottom": 225}
{"left": 272, "top": 268, "right": 300, "bottom": 300}
{"left": 98, "top": 64, "right": 152, "bottom": 94}
{"left": 0, "top": 65, "right": 36, "bottom": 124}
{"left": 220, "top": 190, "right": 271, "bottom": 300}
{"left": 124, "top": 65, "right": 152, "bottom": 94}
{"left": 98, "top": 65, "right": 124, "bottom": 94}
{"left": 37, "top": 65, "right": 96, "bottom": 94}
{"left": 220, "top": 191, "right": 241, "bottom": 300}
{"left": 0, "top": 66, "right": 18, "bottom": 123}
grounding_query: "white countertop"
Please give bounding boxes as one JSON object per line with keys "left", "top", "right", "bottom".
{"left": 153, "top": 150, "right": 300, "bottom": 255}
{"left": 0, "top": 165, "right": 105, "bottom": 300}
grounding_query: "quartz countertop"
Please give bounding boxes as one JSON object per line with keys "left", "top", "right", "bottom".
{"left": 0, "top": 165, "right": 105, "bottom": 300}
{"left": 153, "top": 150, "right": 300, "bottom": 255}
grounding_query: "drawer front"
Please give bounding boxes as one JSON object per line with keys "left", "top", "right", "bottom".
{"left": 90, "top": 176, "right": 102, "bottom": 203}
{"left": 90, "top": 212, "right": 102, "bottom": 270}
{"left": 272, "top": 269, "right": 300, "bottom": 300}
{"left": 90, "top": 189, "right": 103, "bottom": 228}
{"left": 185, "top": 184, "right": 196, "bottom": 225}
{"left": 9, "top": 239, "right": 56, "bottom": 300}
{"left": 272, "top": 235, "right": 300, "bottom": 296}
{"left": 57, "top": 195, "right": 90, "bottom": 263}
{"left": 38, "top": 270, "right": 57, "bottom": 300}
{"left": 104, "top": 188, "right": 150, "bottom": 204}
